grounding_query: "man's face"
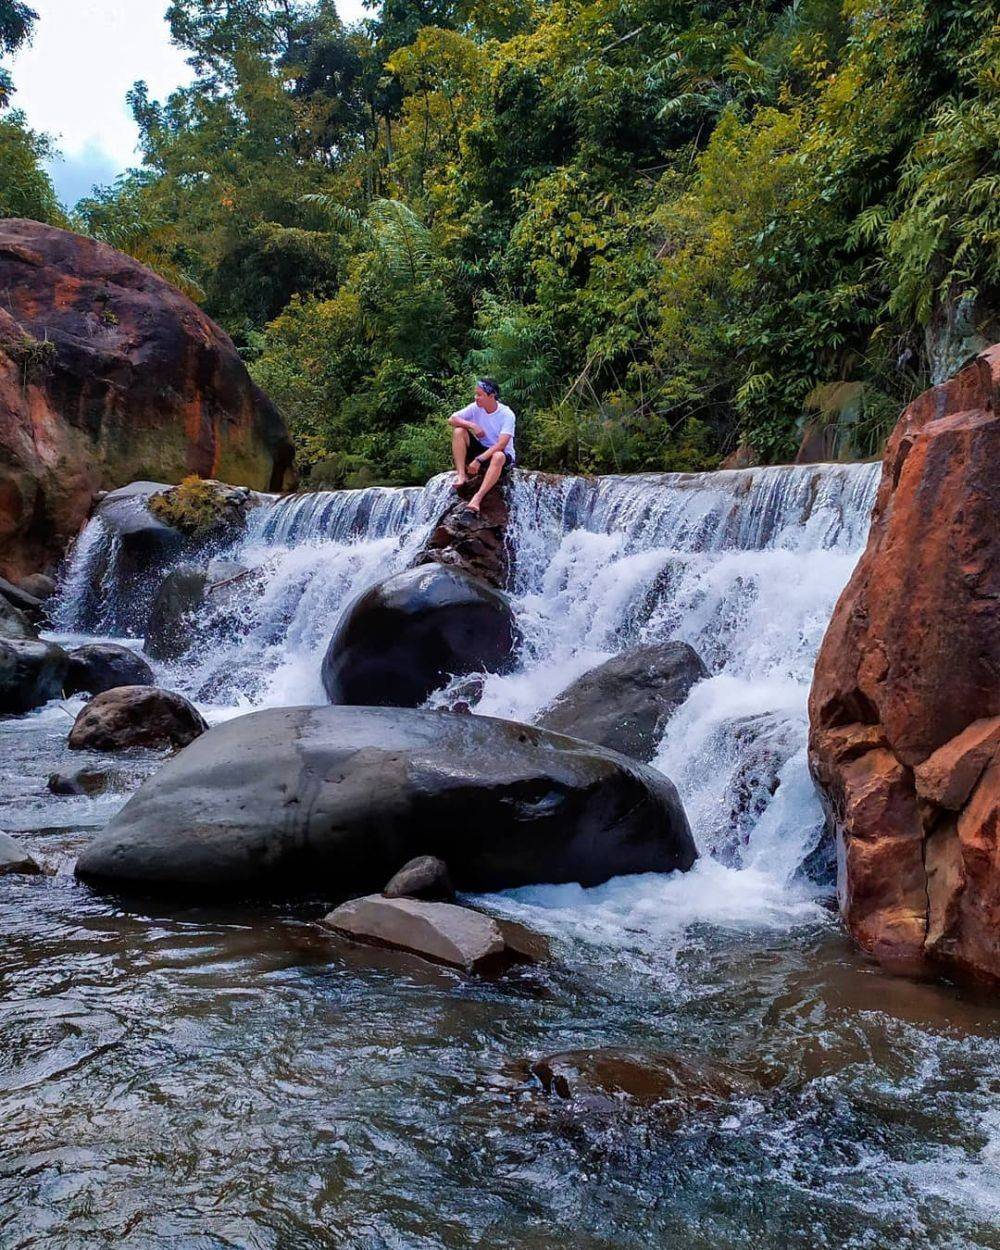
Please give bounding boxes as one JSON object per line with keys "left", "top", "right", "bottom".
{"left": 475, "top": 385, "right": 496, "bottom": 409}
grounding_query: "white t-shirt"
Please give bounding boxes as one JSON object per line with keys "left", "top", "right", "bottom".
{"left": 453, "top": 401, "right": 516, "bottom": 462}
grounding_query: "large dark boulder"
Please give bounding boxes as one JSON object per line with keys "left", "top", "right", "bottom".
{"left": 413, "top": 478, "right": 511, "bottom": 589}
{"left": 68, "top": 686, "right": 207, "bottom": 752}
{"left": 0, "top": 218, "right": 292, "bottom": 582}
{"left": 64, "top": 644, "right": 155, "bottom": 697}
{"left": 0, "top": 638, "right": 69, "bottom": 714}
{"left": 75, "top": 705, "right": 696, "bottom": 898}
{"left": 537, "top": 642, "right": 707, "bottom": 762}
{"left": 145, "top": 566, "right": 209, "bottom": 661}
{"left": 322, "top": 565, "right": 518, "bottom": 707}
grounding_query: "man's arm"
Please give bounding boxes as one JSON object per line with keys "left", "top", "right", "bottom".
{"left": 448, "top": 405, "right": 485, "bottom": 438}
{"left": 467, "top": 432, "right": 510, "bottom": 473}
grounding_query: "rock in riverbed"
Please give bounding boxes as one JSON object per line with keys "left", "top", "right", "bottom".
{"left": 537, "top": 641, "right": 707, "bottom": 762}
{"left": 384, "top": 855, "right": 454, "bottom": 901}
{"left": 324, "top": 895, "right": 548, "bottom": 973}
{"left": 68, "top": 686, "right": 207, "bottom": 752}
{"left": 0, "top": 831, "right": 41, "bottom": 876}
{"left": 0, "top": 638, "right": 69, "bottom": 714}
{"left": 75, "top": 705, "right": 695, "bottom": 898}
{"left": 322, "top": 564, "right": 518, "bottom": 707}
{"left": 64, "top": 644, "right": 155, "bottom": 697}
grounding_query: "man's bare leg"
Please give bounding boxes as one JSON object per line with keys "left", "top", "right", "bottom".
{"left": 467, "top": 451, "right": 506, "bottom": 513}
{"left": 451, "top": 426, "right": 471, "bottom": 487}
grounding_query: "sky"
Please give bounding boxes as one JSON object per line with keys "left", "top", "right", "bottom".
{"left": 10, "top": 0, "right": 369, "bottom": 209}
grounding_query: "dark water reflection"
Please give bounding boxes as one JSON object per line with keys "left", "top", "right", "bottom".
{"left": 3, "top": 712, "right": 1000, "bottom": 1249}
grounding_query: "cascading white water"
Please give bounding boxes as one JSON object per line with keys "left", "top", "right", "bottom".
{"left": 55, "top": 461, "right": 879, "bottom": 926}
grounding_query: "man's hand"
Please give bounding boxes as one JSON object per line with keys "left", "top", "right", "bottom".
{"left": 467, "top": 458, "right": 481, "bottom": 477}
{"left": 471, "top": 423, "right": 486, "bottom": 439}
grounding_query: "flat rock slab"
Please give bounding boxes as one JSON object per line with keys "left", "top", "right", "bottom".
{"left": 324, "top": 895, "right": 549, "bottom": 973}
{"left": 75, "top": 704, "right": 695, "bottom": 898}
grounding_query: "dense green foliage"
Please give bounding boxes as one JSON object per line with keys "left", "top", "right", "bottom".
{"left": 0, "top": 0, "right": 63, "bottom": 224}
{"left": 8, "top": 0, "right": 1000, "bottom": 482}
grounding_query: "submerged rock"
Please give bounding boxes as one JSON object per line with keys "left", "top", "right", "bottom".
{"left": 75, "top": 704, "right": 695, "bottom": 898}
{"left": 324, "top": 895, "right": 548, "bottom": 973}
{"left": 68, "top": 686, "right": 207, "bottom": 752}
{"left": 383, "top": 855, "right": 454, "bottom": 901}
{"left": 0, "top": 831, "right": 41, "bottom": 875}
{"left": 520, "top": 1047, "right": 755, "bottom": 1121}
{"left": 321, "top": 565, "right": 518, "bottom": 707}
{"left": 537, "top": 641, "right": 707, "bottom": 762}
{"left": 64, "top": 644, "right": 155, "bottom": 697}
{"left": 809, "top": 345, "right": 1000, "bottom": 985}
{"left": 0, "top": 638, "right": 69, "bottom": 714}
{"left": 48, "top": 766, "right": 118, "bottom": 796}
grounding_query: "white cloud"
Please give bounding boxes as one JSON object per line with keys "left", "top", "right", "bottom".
{"left": 11, "top": 0, "right": 373, "bottom": 208}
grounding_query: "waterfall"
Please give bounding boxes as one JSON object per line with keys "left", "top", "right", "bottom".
{"left": 54, "top": 461, "right": 879, "bottom": 907}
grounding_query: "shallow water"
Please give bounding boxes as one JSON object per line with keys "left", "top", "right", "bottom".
{"left": 4, "top": 465, "right": 1000, "bottom": 1247}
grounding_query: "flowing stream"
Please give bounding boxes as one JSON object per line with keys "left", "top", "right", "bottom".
{"left": 4, "top": 463, "right": 1000, "bottom": 1249}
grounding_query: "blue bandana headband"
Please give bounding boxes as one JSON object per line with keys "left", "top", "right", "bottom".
{"left": 477, "top": 379, "right": 499, "bottom": 397}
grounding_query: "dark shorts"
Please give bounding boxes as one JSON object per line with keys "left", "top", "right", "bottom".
{"left": 467, "top": 437, "right": 511, "bottom": 471}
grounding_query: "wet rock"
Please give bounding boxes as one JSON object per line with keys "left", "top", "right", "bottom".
{"left": 537, "top": 642, "right": 707, "bottom": 762}
{"left": 68, "top": 686, "right": 208, "bottom": 753}
{"left": 75, "top": 704, "right": 695, "bottom": 898}
{"left": 64, "top": 644, "right": 155, "bottom": 697}
{"left": 520, "top": 1047, "right": 754, "bottom": 1120}
{"left": 0, "top": 831, "right": 41, "bottom": 876}
{"left": 413, "top": 479, "right": 510, "bottom": 588}
{"left": 809, "top": 345, "right": 1000, "bottom": 984}
{"left": 0, "top": 576, "right": 45, "bottom": 623}
{"left": 17, "top": 573, "right": 55, "bottom": 601}
{"left": 0, "top": 218, "right": 292, "bottom": 582}
{"left": 384, "top": 855, "right": 454, "bottom": 901}
{"left": 206, "top": 558, "right": 248, "bottom": 584}
{"left": 0, "top": 595, "right": 35, "bottom": 641}
{"left": 321, "top": 565, "right": 518, "bottom": 708}
{"left": 145, "top": 567, "right": 209, "bottom": 661}
{"left": 324, "top": 895, "right": 548, "bottom": 973}
{"left": 47, "top": 766, "right": 118, "bottom": 796}
{"left": 0, "top": 638, "right": 70, "bottom": 714}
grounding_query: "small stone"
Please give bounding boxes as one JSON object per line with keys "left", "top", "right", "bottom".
{"left": 18, "top": 573, "right": 56, "bottom": 602}
{"left": 323, "top": 895, "right": 549, "bottom": 974}
{"left": 383, "top": 855, "right": 454, "bottom": 901}
{"left": 0, "top": 831, "right": 41, "bottom": 876}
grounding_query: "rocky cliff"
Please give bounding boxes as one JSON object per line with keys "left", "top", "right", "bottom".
{"left": 0, "top": 219, "right": 293, "bottom": 580}
{"left": 809, "top": 347, "right": 1000, "bottom": 984}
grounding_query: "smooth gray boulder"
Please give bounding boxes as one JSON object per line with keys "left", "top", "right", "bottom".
{"left": 537, "top": 641, "right": 708, "bottom": 762}
{"left": 75, "top": 705, "right": 695, "bottom": 898}
{"left": 0, "top": 638, "right": 69, "bottom": 714}
{"left": 64, "top": 644, "right": 155, "bottom": 697}
{"left": 68, "top": 686, "right": 208, "bottom": 752}
{"left": 321, "top": 565, "right": 518, "bottom": 707}
{"left": 0, "top": 831, "right": 41, "bottom": 875}
{"left": 324, "top": 895, "right": 548, "bottom": 973}
{"left": 384, "top": 854, "right": 454, "bottom": 901}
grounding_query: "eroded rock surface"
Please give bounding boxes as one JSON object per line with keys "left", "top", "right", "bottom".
{"left": 809, "top": 346, "right": 1000, "bottom": 984}
{"left": 75, "top": 705, "right": 695, "bottom": 898}
{"left": 414, "top": 479, "right": 510, "bottom": 588}
{"left": 0, "top": 218, "right": 292, "bottom": 581}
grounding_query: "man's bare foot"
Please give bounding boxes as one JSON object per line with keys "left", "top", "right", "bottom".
{"left": 453, "top": 475, "right": 467, "bottom": 490}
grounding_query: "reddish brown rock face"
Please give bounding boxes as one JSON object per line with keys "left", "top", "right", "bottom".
{"left": 0, "top": 219, "right": 293, "bottom": 580}
{"left": 809, "top": 346, "right": 1000, "bottom": 986}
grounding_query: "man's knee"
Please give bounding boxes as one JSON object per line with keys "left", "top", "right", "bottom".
{"left": 490, "top": 451, "right": 506, "bottom": 467}
{"left": 452, "top": 425, "right": 469, "bottom": 443}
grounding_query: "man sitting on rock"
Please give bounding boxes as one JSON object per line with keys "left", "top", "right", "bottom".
{"left": 448, "top": 378, "right": 516, "bottom": 513}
